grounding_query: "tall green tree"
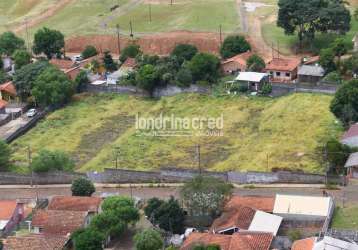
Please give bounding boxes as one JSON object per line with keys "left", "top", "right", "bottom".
{"left": 72, "top": 228, "right": 104, "bottom": 250}
{"left": 81, "top": 45, "right": 98, "bottom": 59}
{"left": 33, "top": 27, "right": 65, "bottom": 59}
{"left": 0, "top": 32, "right": 25, "bottom": 56}
{"left": 103, "top": 51, "right": 117, "bottom": 72}
{"left": 319, "top": 48, "right": 336, "bottom": 73}
{"left": 154, "top": 196, "right": 185, "bottom": 234}
{"left": 90, "top": 210, "right": 126, "bottom": 238}
{"left": 134, "top": 229, "right": 164, "bottom": 250}
{"left": 102, "top": 196, "right": 139, "bottom": 224}
{"left": 220, "top": 35, "right": 251, "bottom": 59}
{"left": 180, "top": 176, "right": 233, "bottom": 217}
{"left": 71, "top": 178, "right": 96, "bottom": 196}
{"left": 171, "top": 44, "right": 198, "bottom": 64}
{"left": 277, "top": 0, "right": 351, "bottom": 48}
{"left": 13, "top": 60, "right": 50, "bottom": 100}
{"left": 246, "top": 54, "right": 266, "bottom": 72}
{"left": 330, "top": 79, "right": 358, "bottom": 127}
{"left": 75, "top": 70, "right": 89, "bottom": 92}
{"left": 189, "top": 53, "right": 220, "bottom": 83}
{"left": 326, "top": 138, "right": 352, "bottom": 174}
{"left": 119, "top": 44, "right": 141, "bottom": 62}
{"left": 12, "top": 49, "right": 31, "bottom": 70}
{"left": 0, "top": 140, "right": 11, "bottom": 171}
{"left": 332, "top": 38, "right": 348, "bottom": 62}
{"left": 136, "top": 64, "right": 159, "bottom": 92}
{"left": 32, "top": 66, "right": 74, "bottom": 106}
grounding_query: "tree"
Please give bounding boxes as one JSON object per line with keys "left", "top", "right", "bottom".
{"left": 220, "top": 35, "right": 251, "bottom": 59}
{"left": 90, "top": 210, "right": 126, "bottom": 237}
{"left": 193, "top": 245, "right": 221, "bottom": 250}
{"left": 246, "top": 54, "right": 266, "bottom": 72}
{"left": 154, "top": 196, "right": 185, "bottom": 234}
{"left": 136, "top": 64, "right": 159, "bottom": 92}
{"left": 319, "top": 48, "right": 336, "bottom": 73}
{"left": 102, "top": 196, "right": 139, "bottom": 224}
{"left": 355, "top": 8, "right": 358, "bottom": 21}
{"left": 81, "top": 45, "right": 98, "bottom": 59}
{"left": 332, "top": 38, "right": 348, "bottom": 62}
{"left": 119, "top": 44, "right": 141, "bottom": 62}
{"left": 31, "top": 149, "right": 75, "bottom": 173}
{"left": 12, "top": 49, "right": 31, "bottom": 70}
{"left": 342, "top": 53, "right": 358, "bottom": 75}
{"left": 13, "top": 60, "right": 50, "bottom": 100}
{"left": 71, "top": 177, "right": 96, "bottom": 196}
{"left": 0, "top": 140, "right": 10, "bottom": 171}
{"left": 33, "top": 27, "right": 65, "bottom": 59}
{"left": 144, "top": 197, "right": 164, "bottom": 220}
{"left": 261, "top": 83, "right": 272, "bottom": 95}
{"left": 75, "top": 70, "right": 89, "bottom": 92}
{"left": 32, "top": 66, "right": 74, "bottom": 107}
{"left": 176, "top": 66, "right": 193, "bottom": 87}
{"left": 189, "top": 53, "right": 220, "bottom": 83}
{"left": 72, "top": 228, "right": 105, "bottom": 250}
{"left": 180, "top": 176, "right": 233, "bottom": 217}
{"left": 322, "top": 71, "right": 342, "bottom": 85}
{"left": 103, "top": 51, "right": 117, "bottom": 72}
{"left": 326, "top": 138, "right": 352, "bottom": 174}
{"left": 277, "top": 0, "right": 351, "bottom": 49}
{"left": 0, "top": 32, "right": 25, "bottom": 56}
{"left": 330, "top": 79, "right": 358, "bottom": 127}
{"left": 171, "top": 44, "right": 198, "bottom": 64}
{"left": 134, "top": 229, "right": 164, "bottom": 250}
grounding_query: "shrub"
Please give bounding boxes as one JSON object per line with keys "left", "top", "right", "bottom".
{"left": 81, "top": 45, "right": 98, "bottom": 59}
{"left": 238, "top": 84, "right": 248, "bottom": 93}
{"left": 288, "top": 229, "right": 302, "bottom": 242}
{"left": 0, "top": 140, "right": 10, "bottom": 171}
{"left": 220, "top": 35, "right": 251, "bottom": 59}
{"left": 72, "top": 228, "right": 104, "bottom": 250}
{"left": 120, "top": 44, "right": 141, "bottom": 62}
{"left": 71, "top": 178, "right": 95, "bottom": 196}
{"left": 323, "top": 71, "right": 342, "bottom": 85}
{"left": 171, "top": 44, "right": 198, "bottom": 64}
{"left": 31, "top": 150, "right": 74, "bottom": 173}
{"left": 134, "top": 229, "right": 164, "bottom": 250}
{"left": 189, "top": 53, "right": 220, "bottom": 83}
{"left": 246, "top": 54, "right": 265, "bottom": 72}
{"left": 261, "top": 83, "right": 272, "bottom": 95}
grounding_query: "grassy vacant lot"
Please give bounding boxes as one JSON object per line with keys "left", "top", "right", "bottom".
{"left": 11, "top": 93, "right": 341, "bottom": 173}
{"left": 332, "top": 205, "right": 358, "bottom": 230}
{"left": 16, "top": 0, "right": 239, "bottom": 37}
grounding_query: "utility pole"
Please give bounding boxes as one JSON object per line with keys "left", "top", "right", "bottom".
{"left": 27, "top": 146, "right": 33, "bottom": 187}
{"left": 170, "top": 0, "right": 173, "bottom": 5}
{"left": 196, "top": 144, "right": 201, "bottom": 174}
{"left": 219, "top": 24, "right": 223, "bottom": 46}
{"left": 114, "top": 146, "right": 120, "bottom": 169}
{"left": 129, "top": 21, "right": 134, "bottom": 39}
{"left": 148, "top": 4, "right": 152, "bottom": 23}
{"left": 25, "top": 18, "right": 30, "bottom": 52}
{"left": 116, "top": 24, "right": 121, "bottom": 56}
{"left": 266, "top": 153, "right": 269, "bottom": 172}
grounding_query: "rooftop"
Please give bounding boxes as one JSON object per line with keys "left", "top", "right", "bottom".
{"left": 222, "top": 51, "right": 253, "bottom": 66}
{"left": 226, "top": 196, "right": 275, "bottom": 213}
{"left": 265, "top": 57, "right": 301, "bottom": 72}
{"left": 121, "top": 57, "right": 137, "bottom": 68}
{"left": 235, "top": 72, "right": 268, "bottom": 82}
{"left": 345, "top": 152, "right": 358, "bottom": 168}
{"left": 0, "top": 82, "right": 17, "bottom": 96}
{"left": 48, "top": 196, "right": 101, "bottom": 212}
{"left": 0, "top": 200, "right": 18, "bottom": 221}
{"left": 181, "top": 232, "right": 273, "bottom": 250}
{"left": 3, "top": 234, "right": 68, "bottom": 250}
{"left": 291, "top": 237, "right": 315, "bottom": 250}
{"left": 49, "top": 59, "right": 75, "bottom": 70}
{"left": 32, "top": 209, "right": 87, "bottom": 235}
{"left": 298, "top": 65, "right": 324, "bottom": 77}
{"left": 342, "top": 123, "right": 358, "bottom": 140}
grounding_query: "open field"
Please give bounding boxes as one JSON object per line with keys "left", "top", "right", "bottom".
{"left": 332, "top": 204, "right": 358, "bottom": 230}
{"left": 10, "top": 93, "right": 342, "bottom": 173}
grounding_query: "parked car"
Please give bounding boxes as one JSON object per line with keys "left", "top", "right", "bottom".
{"left": 26, "top": 109, "right": 37, "bottom": 117}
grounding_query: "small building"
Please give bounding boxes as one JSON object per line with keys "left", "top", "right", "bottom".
{"left": 3, "top": 234, "right": 68, "bottom": 250}
{"left": 0, "top": 81, "right": 17, "bottom": 102}
{"left": 225, "top": 196, "right": 275, "bottom": 213}
{"left": 303, "top": 56, "right": 320, "bottom": 66}
{"left": 235, "top": 72, "right": 269, "bottom": 91}
{"left": 265, "top": 57, "right": 301, "bottom": 83}
{"left": 32, "top": 209, "right": 90, "bottom": 235}
{"left": 341, "top": 123, "right": 358, "bottom": 148}
{"left": 353, "top": 34, "right": 358, "bottom": 52}
{"left": 345, "top": 152, "right": 358, "bottom": 178}
{"left": 49, "top": 59, "right": 76, "bottom": 71}
{"left": 181, "top": 232, "right": 274, "bottom": 250}
{"left": 48, "top": 196, "right": 102, "bottom": 214}
{"left": 221, "top": 51, "right": 253, "bottom": 75}
{"left": 298, "top": 65, "right": 325, "bottom": 83}
{"left": 0, "top": 200, "right": 31, "bottom": 236}
{"left": 292, "top": 236, "right": 358, "bottom": 250}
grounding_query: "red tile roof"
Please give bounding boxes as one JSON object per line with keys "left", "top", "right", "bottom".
{"left": 121, "top": 57, "right": 137, "bottom": 68}
{"left": 226, "top": 196, "right": 275, "bottom": 213}
{"left": 211, "top": 206, "right": 256, "bottom": 233}
{"left": 3, "top": 234, "right": 68, "bottom": 250}
{"left": 48, "top": 196, "right": 101, "bottom": 212}
{"left": 0, "top": 99, "right": 8, "bottom": 109}
{"left": 265, "top": 58, "right": 301, "bottom": 72}
{"left": 304, "top": 56, "right": 320, "bottom": 65}
{"left": 221, "top": 51, "right": 253, "bottom": 66}
{"left": 0, "top": 200, "right": 18, "bottom": 220}
{"left": 32, "top": 209, "right": 87, "bottom": 236}
{"left": 342, "top": 123, "right": 358, "bottom": 140}
{"left": 291, "top": 237, "right": 315, "bottom": 250}
{"left": 0, "top": 82, "right": 17, "bottom": 96}
{"left": 49, "top": 59, "right": 75, "bottom": 70}
{"left": 181, "top": 232, "right": 273, "bottom": 250}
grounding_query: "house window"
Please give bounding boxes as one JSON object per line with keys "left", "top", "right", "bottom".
{"left": 285, "top": 72, "right": 291, "bottom": 77}
{"left": 269, "top": 71, "right": 273, "bottom": 76}
{"left": 276, "top": 72, "right": 281, "bottom": 77}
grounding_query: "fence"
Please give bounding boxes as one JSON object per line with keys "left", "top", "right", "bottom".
{"left": 86, "top": 84, "right": 149, "bottom": 96}
{"left": 326, "top": 229, "right": 358, "bottom": 242}
{"left": 272, "top": 83, "right": 338, "bottom": 95}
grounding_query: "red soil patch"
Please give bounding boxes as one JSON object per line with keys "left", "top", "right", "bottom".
{"left": 65, "top": 31, "right": 223, "bottom": 56}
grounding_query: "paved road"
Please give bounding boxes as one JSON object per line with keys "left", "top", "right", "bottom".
{"left": 0, "top": 115, "right": 30, "bottom": 140}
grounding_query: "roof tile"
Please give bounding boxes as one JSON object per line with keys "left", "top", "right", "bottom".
{"left": 4, "top": 234, "right": 68, "bottom": 250}
{"left": 48, "top": 196, "right": 101, "bottom": 212}
{"left": 265, "top": 58, "right": 301, "bottom": 72}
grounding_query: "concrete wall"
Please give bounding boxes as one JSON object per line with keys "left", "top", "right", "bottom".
{"left": 152, "top": 84, "right": 210, "bottom": 98}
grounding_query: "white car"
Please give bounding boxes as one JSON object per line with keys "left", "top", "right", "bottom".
{"left": 26, "top": 109, "right": 37, "bottom": 118}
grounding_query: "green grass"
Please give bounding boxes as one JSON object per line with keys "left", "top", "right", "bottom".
{"left": 332, "top": 205, "right": 358, "bottom": 230}
{"left": 11, "top": 93, "right": 342, "bottom": 174}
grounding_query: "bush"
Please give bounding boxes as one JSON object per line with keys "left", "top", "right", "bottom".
{"left": 323, "top": 71, "right": 342, "bottom": 85}
{"left": 81, "top": 45, "right": 98, "bottom": 59}
{"left": 220, "top": 35, "right": 251, "bottom": 59}
{"left": 288, "top": 229, "right": 302, "bottom": 242}
{"left": 31, "top": 150, "right": 74, "bottom": 173}
{"left": 134, "top": 229, "right": 164, "bottom": 250}
{"left": 72, "top": 228, "right": 104, "bottom": 250}
{"left": 71, "top": 178, "right": 95, "bottom": 196}
{"left": 189, "top": 53, "right": 220, "bottom": 83}
{"left": 12, "top": 49, "right": 31, "bottom": 70}
{"left": 246, "top": 54, "right": 265, "bottom": 72}
{"left": 120, "top": 44, "right": 141, "bottom": 62}
{"left": 261, "top": 83, "right": 272, "bottom": 95}
{"left": 238, "top": 84, "right": 248, "bottom": 93}
{"left": 171, "top": 44, "right": 198, "bottom": 64}
{"left": 0, "top": 140, "right": 10, "bottom": 171}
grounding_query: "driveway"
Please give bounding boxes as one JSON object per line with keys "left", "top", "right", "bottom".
{"left": 0, "top": 115, "right": 31, "bottom": 141}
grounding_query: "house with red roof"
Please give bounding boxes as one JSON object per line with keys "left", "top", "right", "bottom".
{"left": 341, "top": 123, "right": 358, "bottom": 148}
{"left": 3, "top": 233, "right": 68, "bottom": 250}
{"left": 221, "top": 51, "right": 254, "bottom": 75}
{"left": 291, "top": 236, "right": 358, "bottom": 250}
{"left": 265, "top": 57, "right": 301, "bottom": 83}
{"left": 181, "top": 232, "right": 274, "bottom": 250}
{"left": 0, "top": 82, "right": 16, "bottom": 102}
{"left": 0, "top": 200, "right": 31, "bottom": 236}
{"left": 47, "top": 196, "right": 102, "bottom": 213}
